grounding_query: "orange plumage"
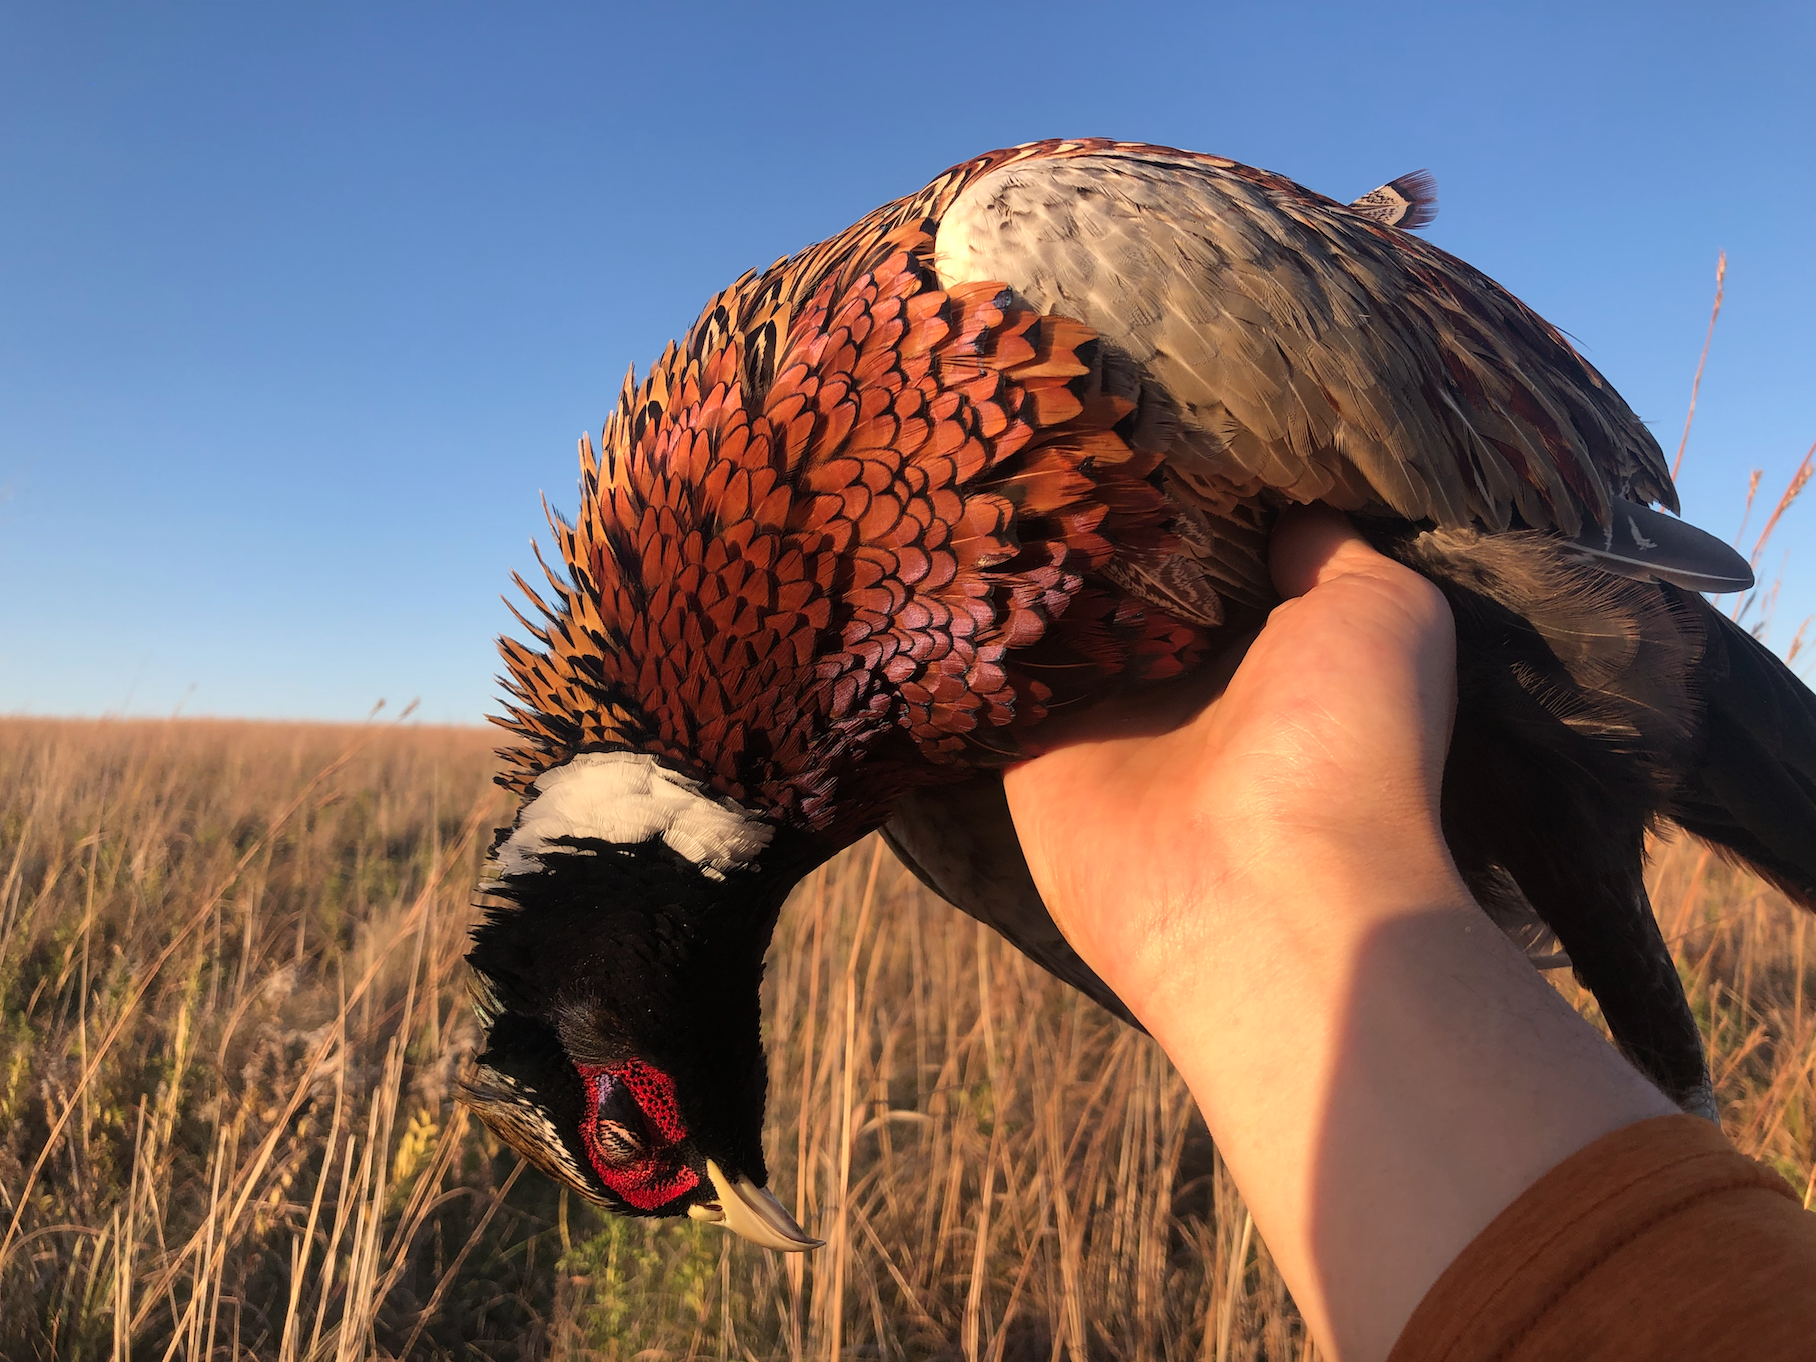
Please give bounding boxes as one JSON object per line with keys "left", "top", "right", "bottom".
{"left": 495, "top": 202, "right": 1199, "bottom": 844}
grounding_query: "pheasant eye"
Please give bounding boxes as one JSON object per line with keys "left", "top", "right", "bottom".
{"left": 589, "top": 1076, "right": 651, "bottom": 1166}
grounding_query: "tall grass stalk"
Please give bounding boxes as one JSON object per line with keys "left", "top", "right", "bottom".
{"left": 4, "top": 712, "right": 1814, "bottom": 1359}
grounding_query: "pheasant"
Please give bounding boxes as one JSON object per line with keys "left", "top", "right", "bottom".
{"left": 462, "top": 140, "right": 1816, "bottom": 1252}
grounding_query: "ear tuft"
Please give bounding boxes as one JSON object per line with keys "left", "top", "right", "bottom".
{"left": 460, "top": 1061, "right": 603, "bottom": 1202}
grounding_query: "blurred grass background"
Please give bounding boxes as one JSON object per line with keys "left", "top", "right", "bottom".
{"left": 1, "top": 686, "right": 1813, "bottom": 1359}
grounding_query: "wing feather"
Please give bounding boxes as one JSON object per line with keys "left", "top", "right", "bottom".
{"left": 932, "top": 146, "right": 1674, "bottom": 545}
{"left": 881, "top": 778, "right": 1141, "bottom": 1030}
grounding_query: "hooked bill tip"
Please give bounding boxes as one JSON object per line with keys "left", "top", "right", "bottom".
{"left": 691, "top": 1159, "right": 823, "bottom": 1252}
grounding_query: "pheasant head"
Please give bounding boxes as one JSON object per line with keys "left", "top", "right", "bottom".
{"left": 464, "top": 753, "right": 821, "bottom": 1247}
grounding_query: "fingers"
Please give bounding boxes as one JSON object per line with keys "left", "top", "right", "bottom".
{"left": 1264, "top": 509, "right": 1457, "bottom": 762}
{"left": 1268, "top": 507, "right": 1453, "bottom": 636}
{"left": 1268, "top": 505, "right": 1389, "bottom": 599}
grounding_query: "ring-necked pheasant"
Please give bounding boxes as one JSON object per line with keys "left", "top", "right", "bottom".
{"left": 462, "top": 140, "right": 1816, "bottom": 1251}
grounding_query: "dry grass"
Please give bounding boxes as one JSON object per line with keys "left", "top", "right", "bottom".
{"left": 1, "top": 712, "right": 1812, "bottom": 1360}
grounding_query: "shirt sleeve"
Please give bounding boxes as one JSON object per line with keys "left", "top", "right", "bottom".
{"left": 1387, "top": 1114, "right": 1816, "bottom": 1362}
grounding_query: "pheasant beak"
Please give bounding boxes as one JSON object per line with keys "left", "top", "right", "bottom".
{"left": 687, "top": 1159, "right": 824, "bottom": 1252}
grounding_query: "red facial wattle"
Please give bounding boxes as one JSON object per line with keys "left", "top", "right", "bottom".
{"left": 576, "top": 1059, "right": 700, "bottom": 1210}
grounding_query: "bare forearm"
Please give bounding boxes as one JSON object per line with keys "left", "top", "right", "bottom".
{"left": 1115, "top": 847, "right": 1677, "bottom": 1362}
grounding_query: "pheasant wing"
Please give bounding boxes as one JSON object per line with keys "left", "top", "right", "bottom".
{"left": 931, "top": 147, "right": 1729, "bottom": 585}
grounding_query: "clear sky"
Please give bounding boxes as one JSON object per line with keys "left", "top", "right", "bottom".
{"left": 3, "top": 1, "right": 1812, "bottom": 723}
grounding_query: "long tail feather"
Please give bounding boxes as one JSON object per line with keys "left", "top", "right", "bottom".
{"left": 1671, "top": 596, "right": 1816, "bottom": 908}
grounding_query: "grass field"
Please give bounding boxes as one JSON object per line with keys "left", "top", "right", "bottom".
{"left": 1, "top": 712, "right": 1812, "bottom": 1361}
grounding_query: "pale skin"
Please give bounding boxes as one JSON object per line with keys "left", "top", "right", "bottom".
{"left": 1002, "top": 508, "right": 1677, "bottom": 1362}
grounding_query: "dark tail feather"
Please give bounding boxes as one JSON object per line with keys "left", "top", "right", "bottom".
{"left": 1670, "top": 594, "right": 1816, "bottom": 909}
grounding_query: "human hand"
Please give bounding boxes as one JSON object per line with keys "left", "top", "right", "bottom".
{"left": 1004, "top": 505, "right": 1464, "bottom": 1026}
{"left": 1002, "top": 508, "right": 1675, "bottom": 1362}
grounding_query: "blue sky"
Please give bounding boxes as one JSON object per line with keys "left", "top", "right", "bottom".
{"left": 2, "top": 1, "right": 1811, "bottom": 723}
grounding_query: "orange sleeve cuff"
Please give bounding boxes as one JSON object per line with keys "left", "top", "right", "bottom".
{"left": 1388, "top": 1114, "right": 1816, "bottom": 1362}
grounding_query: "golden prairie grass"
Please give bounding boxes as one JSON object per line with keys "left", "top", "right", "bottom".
{"left": 1, "top": 708, "right": 1813, "bottom": 1361}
